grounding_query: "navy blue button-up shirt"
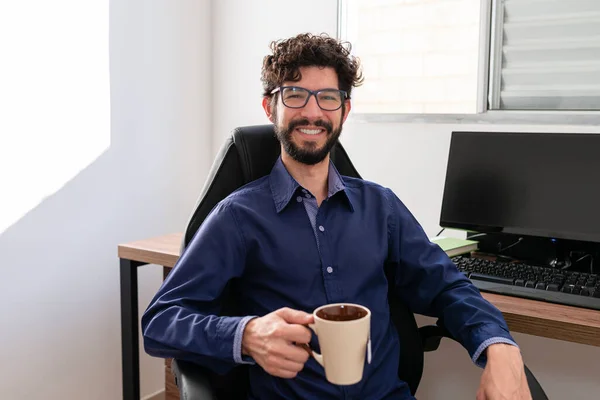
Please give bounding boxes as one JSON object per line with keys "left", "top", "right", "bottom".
{"left": 142, "top": 157, "right": 516, "bottom": 399}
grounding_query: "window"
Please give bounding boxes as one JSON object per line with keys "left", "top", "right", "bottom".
{"left": 489, "top": 0, "right": 600, "bottom": 110}
{"left": 339, "top": 0, "right": 483, "bottom": 114}
{"left": 339, "top": 0, "right": 600, "bottom": 114}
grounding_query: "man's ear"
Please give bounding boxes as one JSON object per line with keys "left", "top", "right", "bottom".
{"left": 341, "top": 100, "right": 352, "bottom": 125}
{"left": 262, "top": 96, "right": 275, "bottom": 123}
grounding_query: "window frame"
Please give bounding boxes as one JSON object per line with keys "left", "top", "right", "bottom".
{"left": 336, "top": 0, "right": 600, "bottom": 125}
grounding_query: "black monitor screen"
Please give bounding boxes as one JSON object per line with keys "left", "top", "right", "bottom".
{"left": 440, "top": 131, "right": 600, "bottom": 244}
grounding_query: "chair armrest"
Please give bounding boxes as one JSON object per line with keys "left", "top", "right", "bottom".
{"left": 419, "top": 324, "right": 548, "bottom": 400}
{"left": 419, "top": 324, "right": 453, "bottom": 352}
{"left": 524, "top": 364, "right": 549, "bottom": 400}
{"left": 171, "top": 359, "right": 215, "bottom": 400}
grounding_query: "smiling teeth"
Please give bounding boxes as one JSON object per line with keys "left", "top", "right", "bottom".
{"left": 299, "top": 128, "right": 321, "bottom": 135}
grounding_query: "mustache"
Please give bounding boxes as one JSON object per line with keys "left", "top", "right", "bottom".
{"left": 287, "top": 118, "right": 333, "bottom": 134}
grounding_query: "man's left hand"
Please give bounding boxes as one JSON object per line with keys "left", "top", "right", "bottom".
{"left": 477, "top": 343, "right": 532, "bottom": 400}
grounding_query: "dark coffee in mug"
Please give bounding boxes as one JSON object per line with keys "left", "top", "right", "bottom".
{"left": 316, "top": 304, "right": 368, "bottom": 322}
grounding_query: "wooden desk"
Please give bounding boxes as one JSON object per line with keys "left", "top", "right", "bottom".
{"left": 118, "top": 233, "right": 600, "bottom": 400}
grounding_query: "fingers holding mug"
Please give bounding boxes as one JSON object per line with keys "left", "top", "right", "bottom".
{"left": 241, "top": 307, "right": 314, "bottom": 379}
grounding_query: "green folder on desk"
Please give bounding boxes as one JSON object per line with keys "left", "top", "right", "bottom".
{"left": 430, "top": 236, "right": 478, "bottom": 257}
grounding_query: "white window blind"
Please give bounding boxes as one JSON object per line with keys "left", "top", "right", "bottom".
{"left": 489, "top": 0, "right": 600, "bottom": 110}
{"left": 339, "top": 0, "right": 482, "bottom": 114}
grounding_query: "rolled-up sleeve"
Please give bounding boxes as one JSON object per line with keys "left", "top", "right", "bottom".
{"left": 384, "top": 189, "right": 517, "bottom": 364}
{"left": 141, "top": 201, "right": 250, "bottom": 373}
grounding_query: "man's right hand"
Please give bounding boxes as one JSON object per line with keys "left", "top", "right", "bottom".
{"left": 242, "top": 307, "right": 314, "bottom": 379}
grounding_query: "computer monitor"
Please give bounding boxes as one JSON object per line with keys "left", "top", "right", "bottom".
{"left": 440, "top": 131, "right": 600, "bottom": 244}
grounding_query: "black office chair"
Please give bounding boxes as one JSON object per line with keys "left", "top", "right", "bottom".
{"left": 170, "top": 124, "right": 548, "bottom": 400}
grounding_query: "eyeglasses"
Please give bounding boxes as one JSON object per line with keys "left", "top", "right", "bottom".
{"left": 271, "top": 86, "right": 348, "bottom": 111}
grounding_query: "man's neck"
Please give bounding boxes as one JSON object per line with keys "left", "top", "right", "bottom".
{"left": 281, "top": 150, "right": 329, "bottom": 206}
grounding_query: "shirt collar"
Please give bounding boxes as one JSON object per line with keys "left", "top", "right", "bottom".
{"left": 269, "top": 157, "right": 354, "bottom": 213}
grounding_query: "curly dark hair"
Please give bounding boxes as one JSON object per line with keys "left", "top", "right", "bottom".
{"left": 261, "top": 33, "right": 363, "bottom": 99}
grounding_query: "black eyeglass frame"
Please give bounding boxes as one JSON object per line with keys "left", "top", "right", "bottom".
{"left": 270, "top": 86, "right": 348, "bottom": 111}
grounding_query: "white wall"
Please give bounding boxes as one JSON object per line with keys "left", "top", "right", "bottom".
{"left": 211, "top": 0, "right": 340, "bottom": 154}
{"left": 0, "top": 1, "right": 212, "bottom": 399}
{"left": 212, "top": 1, "right": 600, "bottom": 399}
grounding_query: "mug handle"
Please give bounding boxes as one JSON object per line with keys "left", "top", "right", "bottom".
{"left": 300, "top": 323, "right": 324, "bottom": 367}
{"left": 300, "top": 324, "right": 372, "bottom": 366}
{"left": 299, "top": 324, "right": 372, "bottom": 367}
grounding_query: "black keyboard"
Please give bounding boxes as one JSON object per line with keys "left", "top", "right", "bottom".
{"left": 452, "top": 255, "right": 600, "bottom": 311}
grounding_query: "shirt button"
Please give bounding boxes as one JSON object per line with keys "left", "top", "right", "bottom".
{"left": 296, "top": 196, "right": 302, "bottom": 202}
{"left": 318, "top": 225, "right": 325, "bottom": 232}
{"left": 327, "top": 266, "right": 333, "bottom": 273}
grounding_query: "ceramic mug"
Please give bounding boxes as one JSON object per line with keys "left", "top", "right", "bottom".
{"left": 304, "top": 303, "right": 371, "bottom": 385}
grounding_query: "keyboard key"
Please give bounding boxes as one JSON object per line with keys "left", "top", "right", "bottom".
{"left": 547, "top": 283, "right": 560, "bottom": 291}
{"left": 535, "top": 282, "right": 547, "bottom": 290}
{"left": 561, "top": 285, "right": 573, "bottom": 294}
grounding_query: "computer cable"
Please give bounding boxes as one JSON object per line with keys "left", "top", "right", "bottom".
{"left": 574, "top": 253, "right": 595, "bottom": 274}
{"left": 498, "top": 237, "right": 524, "bottom": 253}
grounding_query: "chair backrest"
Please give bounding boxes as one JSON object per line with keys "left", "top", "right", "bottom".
{"left": 183, "top": 124, "right": 362, "bottom": 248}
{"left": 181, "top": 124, "right": 424, "bottom": 396}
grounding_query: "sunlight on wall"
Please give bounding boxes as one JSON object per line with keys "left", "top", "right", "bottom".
{"left": 0, "top": 1, "right": 110, "bottom": 233}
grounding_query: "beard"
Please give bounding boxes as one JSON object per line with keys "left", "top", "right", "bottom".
{"left": 274, "top": 113, "right": 343, "bottom": 166}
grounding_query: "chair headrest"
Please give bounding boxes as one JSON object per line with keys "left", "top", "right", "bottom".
{"left": 231, "top": 125, "right": 281, "bottom": 183}
{"left": 232, "top": 124, "right": 362, "bottom": 182}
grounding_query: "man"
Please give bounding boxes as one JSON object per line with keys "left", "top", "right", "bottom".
{"left": 142, "top": 33, "right": 531, "bottom": 399}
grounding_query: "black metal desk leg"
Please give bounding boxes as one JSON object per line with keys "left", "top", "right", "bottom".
{"left": 120, "top": 259, "right": 144, "bottom": 400}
